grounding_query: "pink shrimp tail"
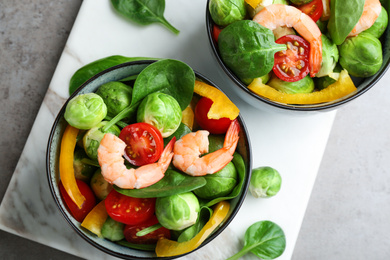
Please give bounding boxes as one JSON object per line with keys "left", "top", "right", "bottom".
{"left": 224, "top": 119, "right": 240, "bottom": 154}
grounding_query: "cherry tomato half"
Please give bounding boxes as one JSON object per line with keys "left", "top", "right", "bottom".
{"left": 105, "top": 189, "right": 156, "bottom": 225}
{"left": 119, "top": 123, "right": 164, "bottom": 166}
{"left": 273, "top": 35, "right": 310, "bottom": 82}
{"left": 195, "top": 97, "right": 232, "bottom": 134}
{"left": 297, "top": 0, "right": 323, "bottom": 22}
{"left": 59, "top": 180, "right": 96, "bottom": 222}
{"left": 124, "top": 215, "right": 171, "bottom": 244}
{"left": 212, "top": 24, "right": 222, "bottom": 43}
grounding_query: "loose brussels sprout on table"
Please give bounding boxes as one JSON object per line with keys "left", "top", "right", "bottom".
{"left": 137, "top": 92, "right": 182, "bottom": 138}
{"left": 249, "top": 166, "right": 282, "bottom": 198}
{"left": 64, "top": 93, "right": 107, "bottom": 130}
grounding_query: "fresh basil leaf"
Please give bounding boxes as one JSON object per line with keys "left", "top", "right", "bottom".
{"left": 218, "top": 20, "right": 286, "bottom": 80}
{"left": 227, "top": 221, "right": 286, "bottom": 260}
{"left": 327, "top": 0, "right": 365, "bottom": 45}
{"left": 110, "top": 0, "right": 180, "bottom": 34}
{"left": 115, "top": 170, "right": 206, "bottom": 198}
{"left": 132, "top": 59, "right": 195, "bottom": 110}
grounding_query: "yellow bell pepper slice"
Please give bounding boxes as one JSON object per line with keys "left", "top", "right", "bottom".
{"left": 194, "top": 80, "right": 239, "bottom": 120}
{"left": 60, "top": 124, "right": 85, "bottom": 209}
{"left": 248, "top": 70, "right": 357, "bottom": 105}
{"left": 155, "top": 201, "right": 230, "bottom": 257}
{"left": 245, "top": 0, "right": 262, "bottom": 9}
{"left": 182, "top": 105, "right": 194, "bottom": 130}
{"left": 81, "top": 200, "right": 108, "bottom": 237}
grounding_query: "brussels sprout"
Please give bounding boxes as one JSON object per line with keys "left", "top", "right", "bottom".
{"left": 268, "top": 75, "right": 314, "bottom": 94}
{"left": 73, "top": 149, "right": 97, "bottom": 182}
{"left": 64, "top": 93, "right": 107, "bottom": 130}
{"left": 96, "top": 81, "right": 132, "bottom": 118}
{"left": 101, "top": 216, "right": 125, "bottom": 241}
{"left": 156, "top": 192, "right": 200, "bottom": 231}
{"left": 83, "top": 121, "right": 121, "bottom": 160}
{"left": 241, "top": 73, "right": 270, "bottom": 86}
{"left": 193, "top": 162, "right": 238, "bottom": 200}
{"left": 314, "top": 64, "right": 342, "bottom": 90}
{"left": 249, "top": 166, "right": 282, "bottom": 198}
{"left": 364, "top": 6, "right": 388, "bottom": 38}
{"left": 316, "top": 34, "right": 339, "bottom": 77}
{"left": 209, "top": 0, "right": 246, "bottom": 26}
{"left": 289, "top": 0, "right": 313, "bottom": 5}
{"left": 137, "top": 93, "right": 182, "bottom": 138}
{"left": 90, "top": 169, "right": 113, "bottom": 200}
{"left": 339, "top": 32, "right": 383, "bottom": 77}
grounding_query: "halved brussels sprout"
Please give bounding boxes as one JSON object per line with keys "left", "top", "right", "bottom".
{"left": 90, "top": 169, "right": 113, "bottom": 200}
{"left": 64, "top": 93, "right": 107, "bottom": 130}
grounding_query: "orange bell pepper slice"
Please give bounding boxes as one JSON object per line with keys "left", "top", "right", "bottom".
{"left": 194, "top": 80, "right": 239, "bottom": 120}
{"left": 59, "top": 124, "right": 85, "bottom": 209}
{"left": 248, "top": 69, "right": 357, "bottom": 105}
{"left": 155, "top": 201, "right": 230, "bottom": 257}
{"left": 81, "top": 200, "right": 108, "bottom": 237}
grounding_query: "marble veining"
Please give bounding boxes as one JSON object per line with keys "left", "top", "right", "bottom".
{"left": 0, "top": 0, "right": 337, "bottom": 259}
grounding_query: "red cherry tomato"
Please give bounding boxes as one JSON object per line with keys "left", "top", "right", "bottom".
{"left": 273, "top": 35, "right": 310, "bottom": 82}
{"left": 105, "top": 189, "right": 156, "bottom": 225}
{"left": 124, "top": 215, "right": 171, "bottom": 244}
{"left": 194, "top": 97, "right": 232, "bottom": 134}
{"left": 119, "top": 123, "right": 164, "bottom": 166}
{"left": 212, "top": 24, "right": 222, "bottom": 43}
{"left": 297, "top": 0, "right": 323, "bottom": 22}
{"left": 59, "top": 180, "right": 96, "bottom": 222}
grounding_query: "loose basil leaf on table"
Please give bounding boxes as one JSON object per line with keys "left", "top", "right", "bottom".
{"left": 115, "top": 170, "right": 206, "bottom": 198}
{"left": 68, "top": 55, "right": 157, "bottom": 95}
{"left": 227, "top": 220, "right": 286, "bottom": 260}
{"left": 327, "top": 0, "right": 365, "bottom": 45}
{"left": 110, "top": 0, "right": 180, "bottom": 35}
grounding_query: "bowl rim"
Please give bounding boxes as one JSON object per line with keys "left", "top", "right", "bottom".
{"left": 46, "top": 59, "right": 252, "bottom": 259}
{"left": 205, "top": 1, "right": 390, "bottom": 112}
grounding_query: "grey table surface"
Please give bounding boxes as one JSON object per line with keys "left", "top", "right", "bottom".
{"left": 1, "top": 1, "right": 390, "bottom": 259}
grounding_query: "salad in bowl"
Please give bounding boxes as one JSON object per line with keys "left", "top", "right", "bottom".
{"left": 207, "top": 0, "right": 390, "bottom": 111}
{"left": 46, "top": 59, "right": 251, "bottom": 259}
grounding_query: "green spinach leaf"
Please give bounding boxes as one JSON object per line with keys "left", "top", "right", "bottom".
{"left": 163, "top": 123, "right": 192, "bottom": 146}
{"left": 218, "top": 20, "right": 286, "bottom": 80}
{"left": 227, "top": 220, "right": 286, "bottom": 260}
{"left": 114, "top": 170, "right": 206, "bottom": 198}
{"left": 110, "top": 0, "right": 180, "bottom": 34}
{"left": 327, "top": 0, "right": 365, "bottom": 45}
{"left": 69, "top": 55, "right": 157, "bottom": 95}
{"left": 132, "top": 59, "right": 195, "bottom": 110}
{"left": 176, "top": 205, "right": 213, "bottom": 242}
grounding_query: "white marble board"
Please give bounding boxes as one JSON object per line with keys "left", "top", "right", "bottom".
{"left": 0, "top": 0, "right": 337, "bottom": 259}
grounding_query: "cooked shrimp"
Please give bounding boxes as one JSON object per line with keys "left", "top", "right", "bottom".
{"left": 348, "top": 0, "right": 382, "bottom": 37}
{"left": 97, "top": 133, "right": 175, "bottom": 189}
{"left": 253, "top": 4, "right": 322, "bottom": 77}
{"left": 172, "top": 119, "right": 240, "bottom": 176}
